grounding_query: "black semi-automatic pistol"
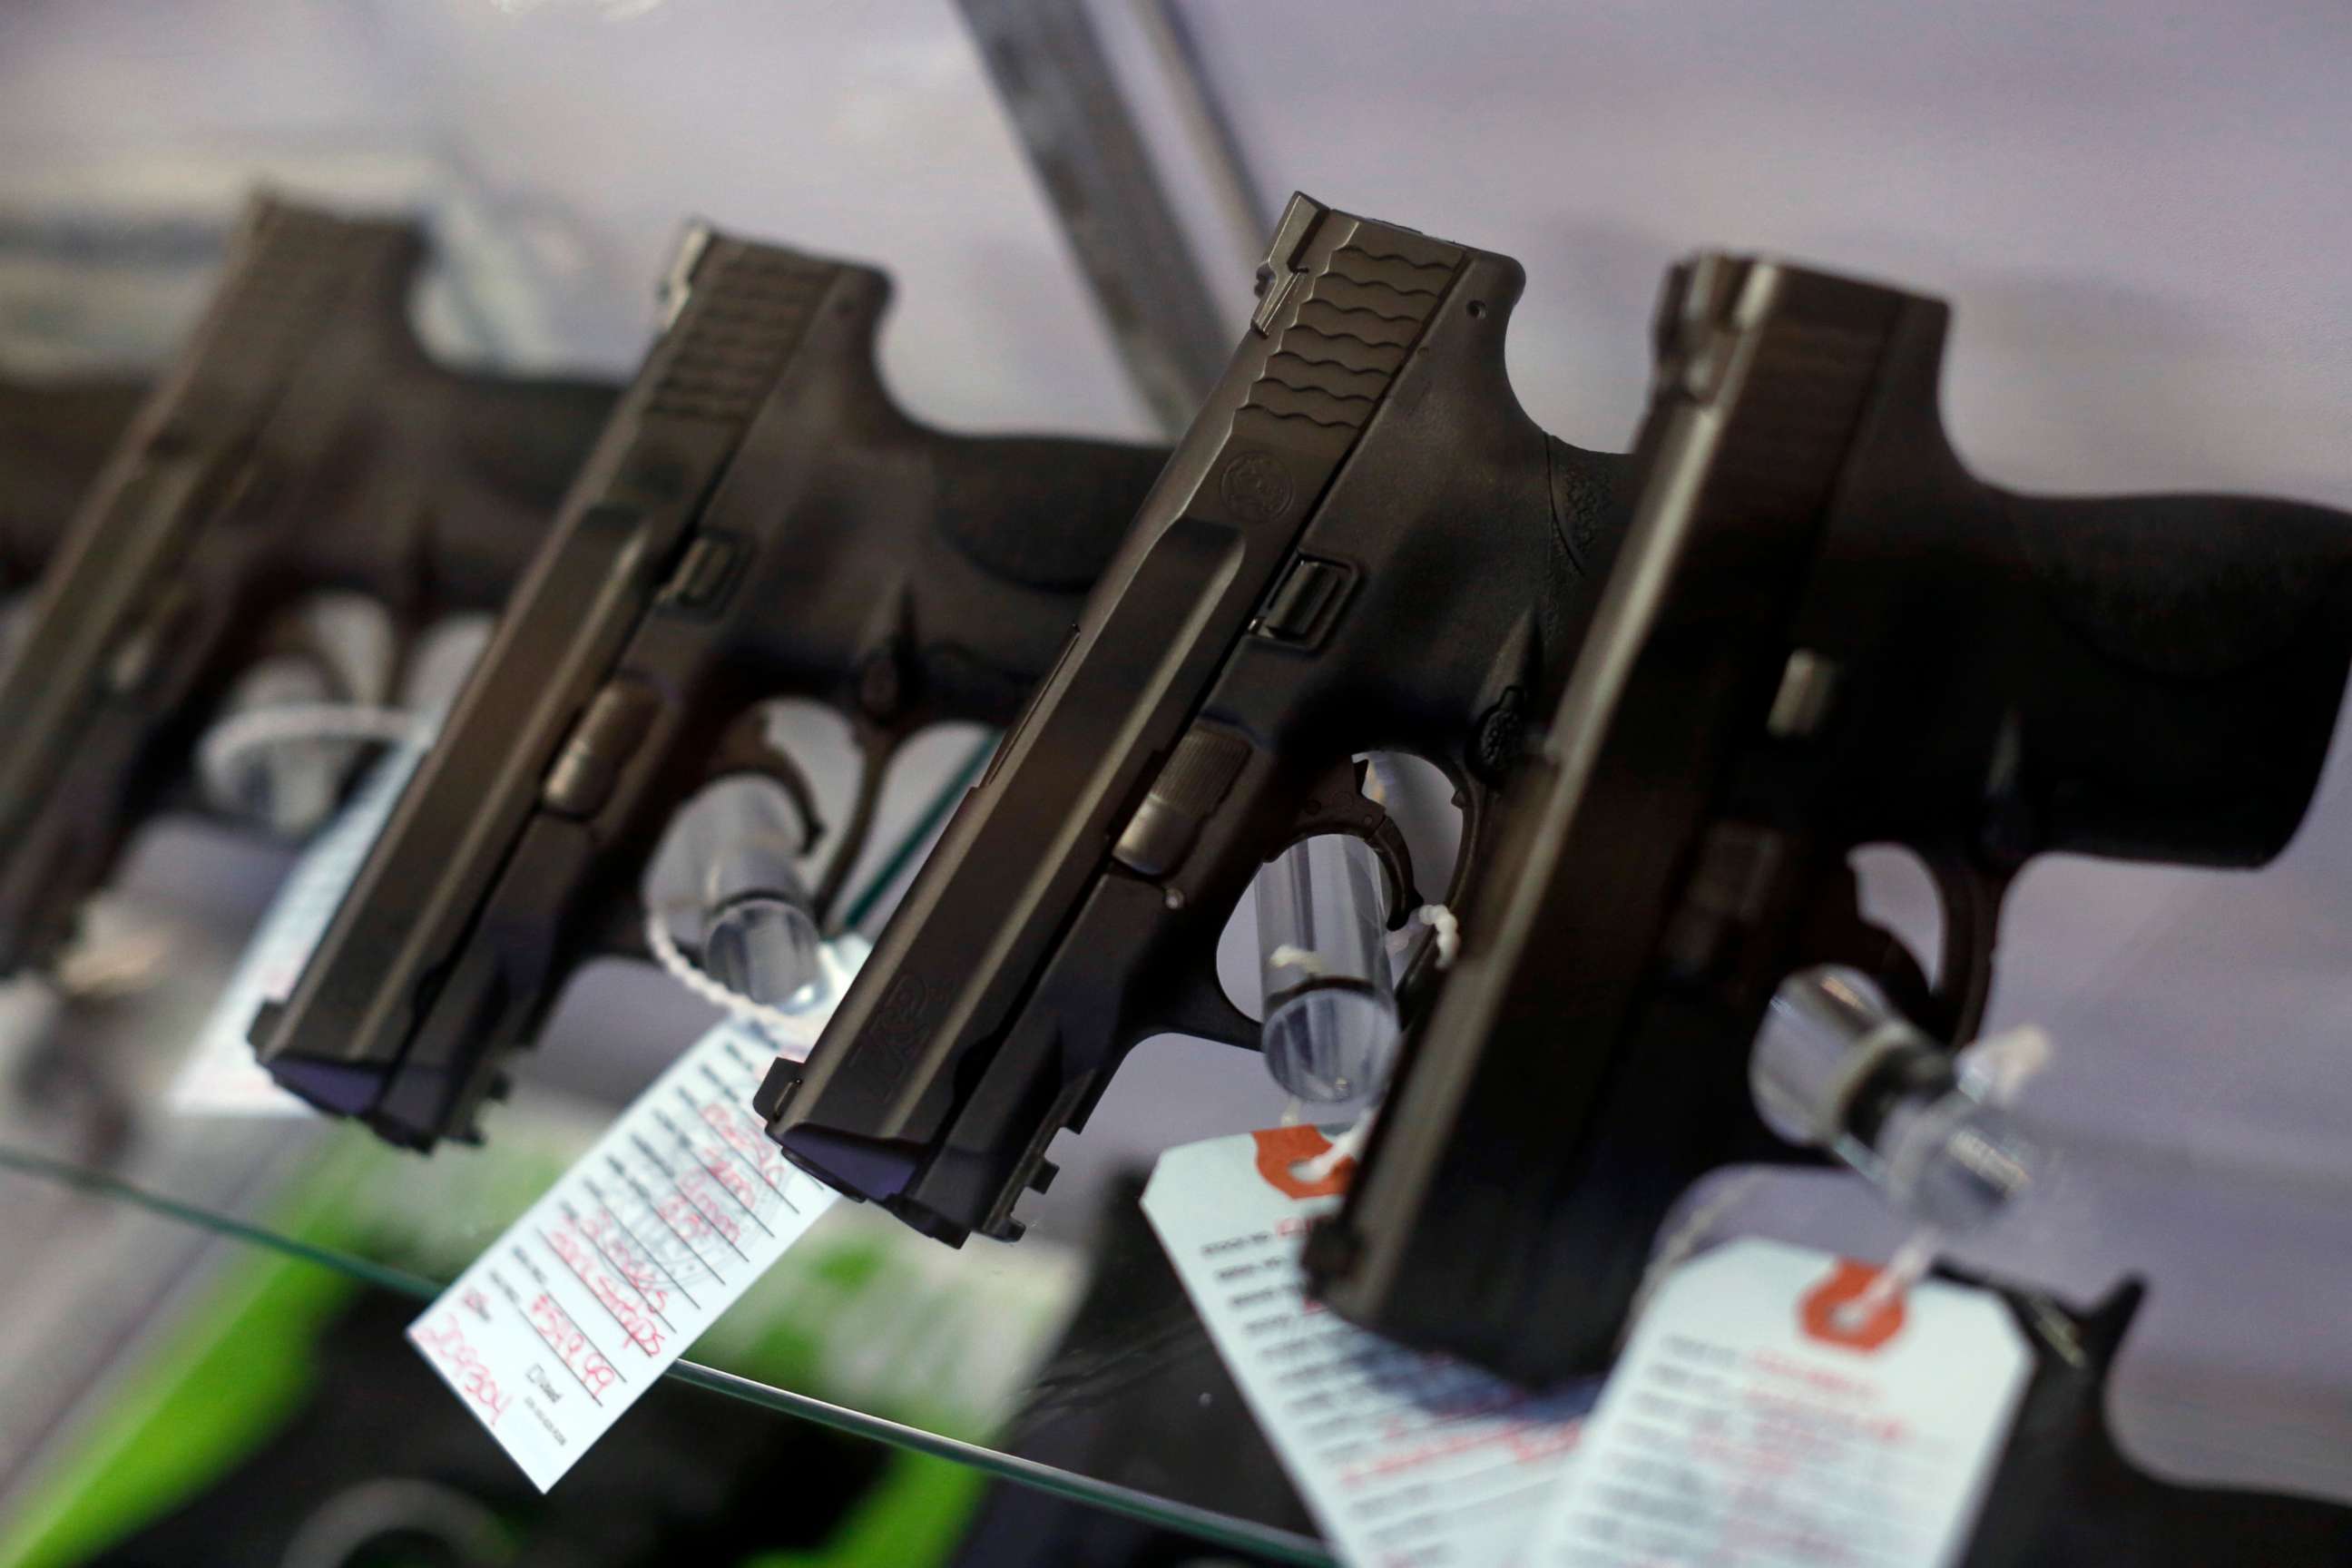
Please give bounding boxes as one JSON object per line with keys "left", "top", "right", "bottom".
{"left": 759, "top": 194, "right": 1630, "bottom": 1244}
{"left": 1, "top": 375, "right": 145, "bottom": 602}
{"left": 0, "top": 197, "right": 616, "bottom": 976}
{"left": 1306, "top": 256, "right": 2352, "bottom": 1385}
{"left": 251, "top": 224, "right": 1169, "bottom": 1150}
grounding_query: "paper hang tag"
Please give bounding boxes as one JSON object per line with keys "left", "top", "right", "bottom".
{"left": 1524, "top": 1237, "right": 2032, "bottom": 1568}
{"left": 172, "top": 741, "right": 429, "bottom": 1117}
{"left": 1142, "top": 1126, "right": 1598, "bottom": 1568}
{"left": 407, "top": 947, "right": 864, "bottom": 1490}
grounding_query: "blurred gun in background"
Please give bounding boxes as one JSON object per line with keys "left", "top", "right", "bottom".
{"left": 252, "top": 223, "right": 1168, "bottom": 1151}
{"left": 0, "top": 196, "right": 616, "bottom": 981}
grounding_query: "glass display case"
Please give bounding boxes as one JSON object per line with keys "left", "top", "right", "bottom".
{"left": 7, "top": 4, "right": 2352, "bottom": 1563}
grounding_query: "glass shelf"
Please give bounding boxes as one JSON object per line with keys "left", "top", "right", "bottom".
{"left": 0, "top": 1126, "right": 1328, "bottom": 1563}
{"left": 12, "top": 714, "right": 2352, "bottom": 1563}
{"left": 0, "top": 725, "right": 1333, "bottom": 1564}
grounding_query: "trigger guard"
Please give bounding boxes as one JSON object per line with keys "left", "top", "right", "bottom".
{"left": 703, "top": 709, "right": 827, "bottom": 853}
{"left": 1161, "top": 959, "right": 1260, "bottom": 1051}
{"left": 1791, "top": 858, "right": 1942, "bottom": 1039}
{"left": 1926, "top": 854, "right": 2011, "bottom": 1043}
{"left": 1271, "top": 759, "right": 1421, "bottom": 930}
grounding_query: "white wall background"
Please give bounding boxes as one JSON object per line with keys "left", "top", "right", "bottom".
{"left": 0, "top": 0, "right": 1159, "bottom": 433}
{"left": 1181, "top": 0, "right": 2352, "bottom": 504}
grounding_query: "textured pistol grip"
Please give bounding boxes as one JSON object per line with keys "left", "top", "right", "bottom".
{"left": 2000, "top": 488, "right": 2352, "bottom": 865}
{"left": 931, "top": 435, "right": 1170, "bottom": 593}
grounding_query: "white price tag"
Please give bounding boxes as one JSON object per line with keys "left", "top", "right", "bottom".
{"left": 1142, "top": 1127, "right": 1595, "bottom": 1568}
{"left": 1525, "top": 1238, "right": 2030, "bottom": 1568}
{"left": 407, "top": 971, "right": 855, "bottom": 1489}
{"left": 172, "top": 742, "right": 427, "bottom": 1116}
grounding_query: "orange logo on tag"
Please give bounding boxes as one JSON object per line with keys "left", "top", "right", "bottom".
{"left": 1799, "top": 1259, "right": 1906, "bottom": 1351}
{"left": 1252, "top": 1125, "right": 1353, "bottom": 1199}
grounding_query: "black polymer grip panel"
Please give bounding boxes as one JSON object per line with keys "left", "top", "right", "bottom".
{"left": 930, "top": 435, "right": 1167, "bottom": 593}
{"left": 1991, "top": 488, "right": 2352, "bottom": 865}
{"left": 251, "top": 223, "right": 1171, "bottom": 1152}
{"left": 0, "top": 194, "right": 618, "bottom": 978}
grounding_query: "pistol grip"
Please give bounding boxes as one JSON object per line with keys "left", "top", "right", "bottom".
{"left": 1984, "top": 489, "right": 2352, "bottom": 868}
{"left": 929, "top": 434, "right": 1171, "bottom": 596}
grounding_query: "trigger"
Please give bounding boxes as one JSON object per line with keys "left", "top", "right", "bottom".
{"left": 1285, "top": 758, "right": 1420, "bottom": 929}
{"left": 1365, "top": 812, "right": 1417, "bottom": 930}
{"left": 704, "top": 709, "right": 826, "bottom": 853}
{"left": 1792, "top": 862, "right": 1935, "bottom": 1034}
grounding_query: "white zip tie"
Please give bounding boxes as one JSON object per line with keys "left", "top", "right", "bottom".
{"left": 1841, "top": 1228, "right": 1944, "bottom": 1330}
{"left": 1293, "top": 1107, "right": 1377, "bottom": 1184}
{"left": 1959, "top": 1024, "right": 2052, "bottom": 1103}
{"left": 196, "top": 701, "right": 426, "bottom": 808}
{"left": 1410, "top": 903, "right": 1459, "bottom": 968}
{"left": 1267, "top": 943, "right": 1329, "bottom": 978}
{"left": 642, "top": 903, "right": 809, "bottom": 1042}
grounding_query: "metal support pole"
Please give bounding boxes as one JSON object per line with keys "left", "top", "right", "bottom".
{"left": 956, "top": 0, "right": 1233, "bottom": 435}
